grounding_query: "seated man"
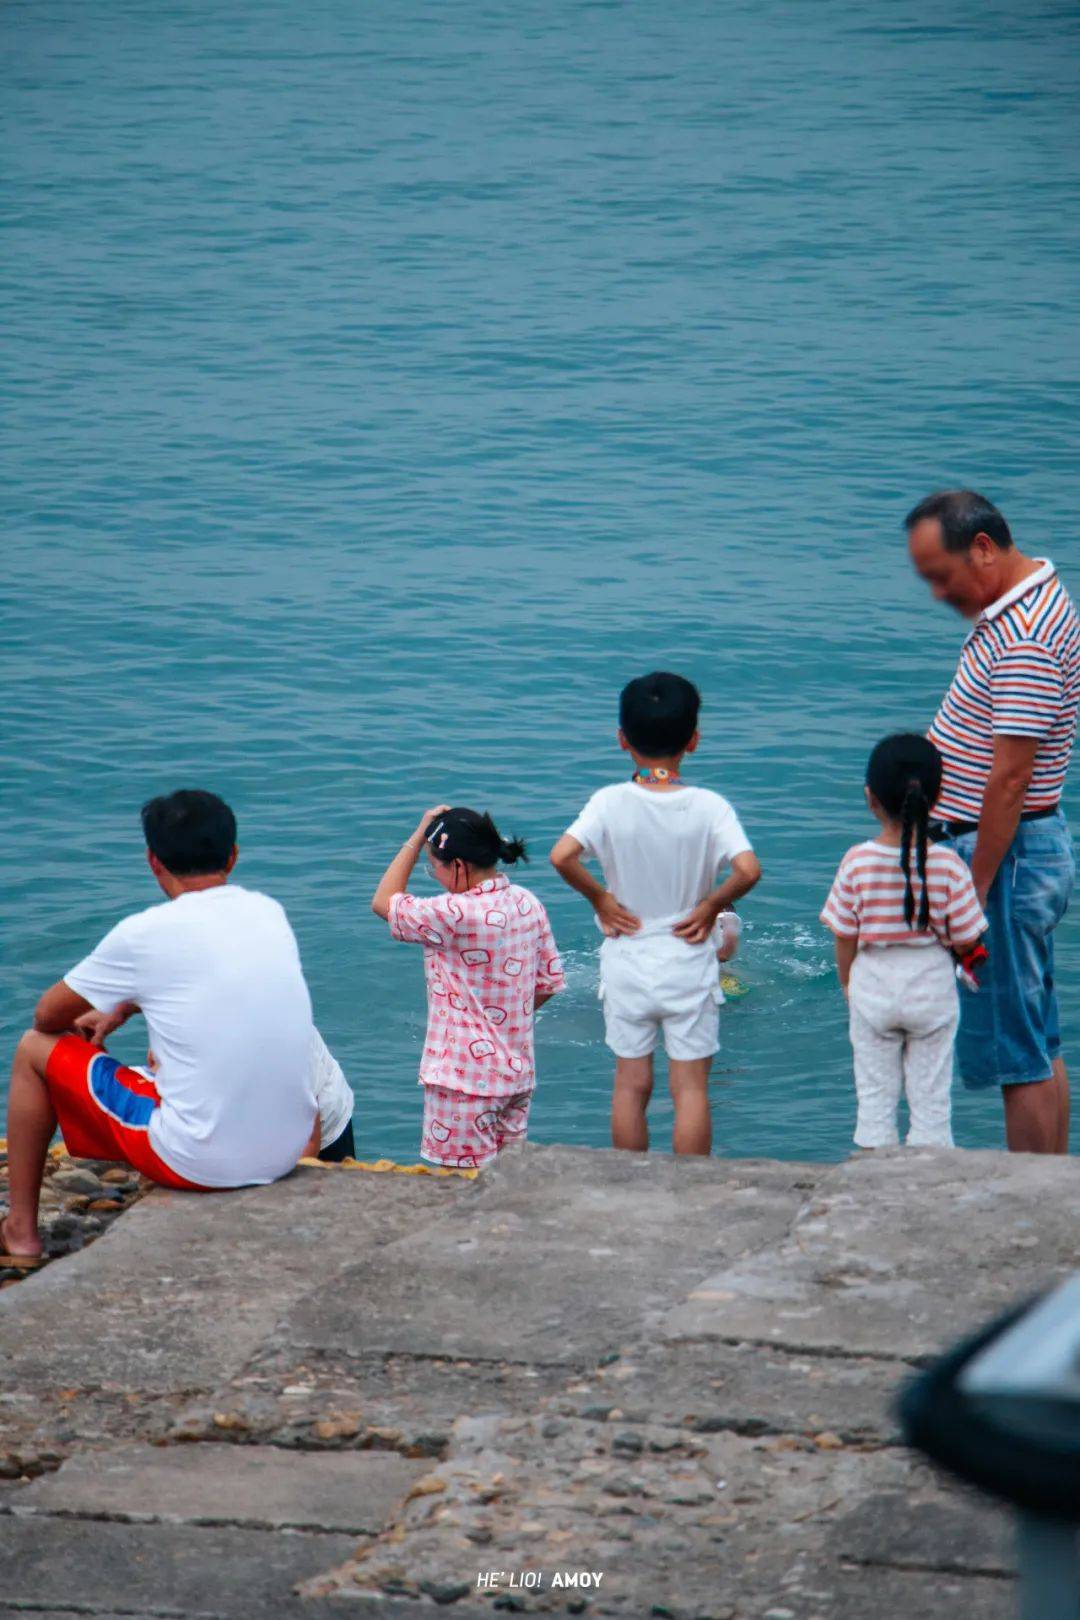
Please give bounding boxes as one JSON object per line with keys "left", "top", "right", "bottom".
{"left": 2, "top": 789, "right": 320, "bottom": 1263}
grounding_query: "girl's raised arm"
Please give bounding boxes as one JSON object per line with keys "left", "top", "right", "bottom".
{"left": 371, "top": 805, "right": 450, "bottom": 920}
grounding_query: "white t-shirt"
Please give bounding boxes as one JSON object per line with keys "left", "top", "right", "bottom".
{"left": 565, "top": 782, "right": 753, "bottom": 932}
{"left": 65, "top": 885, "right": 317, "bottom": 1188}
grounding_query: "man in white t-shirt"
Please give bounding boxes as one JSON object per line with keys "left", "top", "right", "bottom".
{"left": 551, "top": 672, "right": 762, "bottom": 1158}
{"left": 2, "top": 790, "right": 329, "bottom": 1265}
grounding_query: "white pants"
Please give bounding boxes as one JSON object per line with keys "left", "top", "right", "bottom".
{"left": 848, "top": 945, "right": 958, "bottom": 1149}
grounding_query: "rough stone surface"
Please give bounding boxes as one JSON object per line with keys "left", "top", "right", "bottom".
{"left": 663, "top": 1149, "right": 1080, "bottom": 1359}
{"left": 0, "top": 1147, "right": 146, "bottom": 1285}
{"left": 2, "top": 1142, "right": 1064, "bottom": 1617}
{"left": 278, "top": 1149, "right": 816, "bottom": 1366}
{"left": 0, "top": 1166, "right": 465, "bottom": 1391}
{"left": 0, "top": 1517, "right": 358, "bottom": 1616}
{"left": 8, "top": 1442, "right": 427, "bottom": 1534}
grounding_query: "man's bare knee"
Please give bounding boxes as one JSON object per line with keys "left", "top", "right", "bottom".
{"left": 14, "top": 1029, "right": 59, "bottom": 1077}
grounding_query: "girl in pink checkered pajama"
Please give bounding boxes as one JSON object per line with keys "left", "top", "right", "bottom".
{"left": 371, "top": 805, "right": 566, "bottom": 1168}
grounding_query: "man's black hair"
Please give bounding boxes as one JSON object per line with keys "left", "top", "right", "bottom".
{"left": 619, "top": 671, "right": 701, "bottom": 757}
{"left": 141, "top": 789, "right": 237, "bottom": 876}
{"left": 904, "top": 490, "right": 1013, "bottom": 553}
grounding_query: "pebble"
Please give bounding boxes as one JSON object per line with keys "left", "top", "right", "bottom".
{"left": 51, "top": 1170, "right": 104, "bottom": 1196}
{"left": 419, "top": 1580, "right": 470, "bottom": 1605}
{"left": 612, "top": 1430, "right": 644, "bottom": 1455}
{"left": 313, "top": 1413, "right": 361, "bottom": 1441}
{"left": 0, "top": 1156, "right": 145, "bottom": 1292}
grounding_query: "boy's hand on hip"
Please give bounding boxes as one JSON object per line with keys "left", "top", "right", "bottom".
{"left": 594, "top": 892, "right": 641, "bottom": 937}
{"left": 673, "top": 899, "right": 718, "bottom": 945}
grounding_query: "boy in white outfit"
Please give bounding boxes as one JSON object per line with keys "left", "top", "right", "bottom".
{"left": 551, "top": 672, "right": 762, "bottom": 1155}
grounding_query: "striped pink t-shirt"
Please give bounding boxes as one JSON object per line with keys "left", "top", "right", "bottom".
{"left": 821, "top": 840, "right": 987, "bottom": 950}
{"left": 929, "top": 561, "right": 1079, "bottom": 822}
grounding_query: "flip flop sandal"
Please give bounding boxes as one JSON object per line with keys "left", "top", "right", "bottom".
{"left": 0, "top": 1216, "right": 44, "bottom": 1270}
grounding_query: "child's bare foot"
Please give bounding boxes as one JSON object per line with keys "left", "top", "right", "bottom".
{"left": 0, "top": 1214, "right": 44, "bottom": 1264}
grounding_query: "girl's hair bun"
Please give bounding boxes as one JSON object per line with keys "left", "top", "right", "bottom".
{"left": 424, "top": 807, "right": 529, "bottom": 868}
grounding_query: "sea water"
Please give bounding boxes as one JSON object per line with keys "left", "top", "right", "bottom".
{"left": 3, "top": 0, "right": 1078, "bottom": 1160}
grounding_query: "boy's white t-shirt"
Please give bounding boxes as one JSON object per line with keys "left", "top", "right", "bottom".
{"left": 565, "top": 782, "right": 753, "bottom": 930}
{"left": 64, "top": 884, "right": 317, "bottom": 1187}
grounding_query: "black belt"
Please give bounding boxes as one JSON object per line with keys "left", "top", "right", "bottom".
{"left": 929, "top": 804, "right": 1060, "bottom": 841}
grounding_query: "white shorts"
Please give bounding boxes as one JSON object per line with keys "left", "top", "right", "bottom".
{"left": 599, "top": 933, "right": 721, "bottom": 1061}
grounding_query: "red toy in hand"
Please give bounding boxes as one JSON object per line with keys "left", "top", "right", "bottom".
{"left": 955, "top": 940, "right": 989, "bottom": 991}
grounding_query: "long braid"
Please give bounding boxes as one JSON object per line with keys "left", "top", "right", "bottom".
{"left": 899, "top": 777, "right": 931, "bottom": 929}
{"left": 867, "top": 734, "right": 944, "bottom": 935}
{"left": 899, "top": 779, "right": 919, "bottom": 928}
{"left": 914, "top": 786, "right": 931, "bottom": 930}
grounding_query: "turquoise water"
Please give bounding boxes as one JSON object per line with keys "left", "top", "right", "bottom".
{"left": 3, "top": 0, "right": 1079, "bottom": 1161}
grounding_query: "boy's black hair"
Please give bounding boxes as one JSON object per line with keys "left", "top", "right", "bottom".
{"left": 903, "top": 490, "right": 1013, "bottom": 553}
{"left": 619, "top": 671, "right": 701, "bottom": 757}
{"left": 424, "top": 807, "right": 527, "bottom": 869}
{"left": 141, "top": 789, "right": 237, "bottom": 876}
{"left": 865, "top": 735, "right": 943, "bottom": 930}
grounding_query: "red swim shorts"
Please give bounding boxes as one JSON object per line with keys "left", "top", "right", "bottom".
{"left": 45, "top": 1035, "right": 209, "bottom": 1191}
{"left": 420, "top": 1083, "right": 532, "bottom": 1169}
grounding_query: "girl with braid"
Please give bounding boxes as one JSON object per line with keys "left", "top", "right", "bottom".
{"left": 821, "top": 736, "right": 987, "bottom": 1149}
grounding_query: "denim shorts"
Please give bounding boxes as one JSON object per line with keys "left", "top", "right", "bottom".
{"left": 947, "top": 810, "right": 1075, "bottom": 1089}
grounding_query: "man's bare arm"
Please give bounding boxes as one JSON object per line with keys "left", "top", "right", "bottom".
{"left": 35, "top": 981, "right": 141, "bottom": 1047}
{"left": 33, "top": 981, "right": 95, "bottom": 1035}
{"left": 971, "top": 734, "right": 1039, "bottom": 902}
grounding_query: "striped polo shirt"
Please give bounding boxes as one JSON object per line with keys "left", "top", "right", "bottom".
{"left": 929, "top": 560, "right": 1079, "bottom": 823}
{"left": 821, "top": 840, "right": 987, "bottom": 950}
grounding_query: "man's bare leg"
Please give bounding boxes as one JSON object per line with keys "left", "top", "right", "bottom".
{"left": 4, "top": 1031, "right": 60, "bottom": 1257}
{"left": 1052, "top": 1056, "right": 1070, "bottom": 1154}
{"left": 669, "top": 1057, "right": 713, "bottom": 1156}
{"left": 612, "top": 1056, "right": 653, "bottom": 1151}
{"left": 1002, "top": 1075, "right": 1060, "bottom": 1154}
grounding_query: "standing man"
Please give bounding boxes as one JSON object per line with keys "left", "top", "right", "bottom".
{"left": 907, "top": 490, "right": 1078, "bottom": 1154}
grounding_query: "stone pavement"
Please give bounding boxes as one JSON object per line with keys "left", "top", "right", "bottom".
{"left": 1, "top": 1143, "right": 1075, "bottom": 1619}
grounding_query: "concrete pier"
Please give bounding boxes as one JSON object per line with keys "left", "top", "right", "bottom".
{"left": 1, "top": 1143, "right": 1075, "bottom": 1619}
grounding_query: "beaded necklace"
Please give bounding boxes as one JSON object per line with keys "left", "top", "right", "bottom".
{"left": 632, "top": 766, "right": 682, "bottom": 786}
